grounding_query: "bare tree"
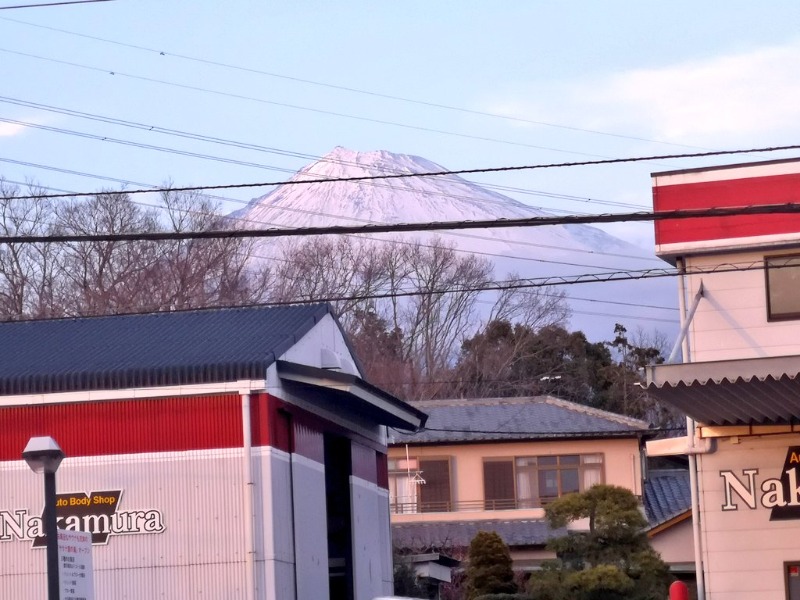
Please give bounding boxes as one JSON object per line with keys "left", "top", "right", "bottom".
{"left": 54, "top": 191, "right": 161, "bottom": 315}
{"left": 0, "top": 180, "right": 61, "bottom": 319}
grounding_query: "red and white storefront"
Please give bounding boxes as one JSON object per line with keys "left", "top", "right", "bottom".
{"left": 0, "top": 305, "right": 426, "bottom": 599}
{"left": 646, "top": 158, "right": 800, "bottom": 600}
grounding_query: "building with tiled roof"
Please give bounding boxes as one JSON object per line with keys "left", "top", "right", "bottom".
{"left": 388, "top": 396, "right": 654, "bottom": 570}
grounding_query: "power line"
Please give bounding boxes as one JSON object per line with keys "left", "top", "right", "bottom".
{"left": 0, "top": 47, "right": 621, "bottom": 160}
{"left": 0, "top": 95, "right": 651, "bottom": 212}
{"left": 0, "top": 15, "right": 710, "bottom": 152}
{"left": 0, "top": 156, "right": 660, "bottom": 265}
{"left": 0, "top": 0, "right": 112, "bottom": 9}
{"left": 0, "top": 202, "right": 796, "bottom": 244}
{"left": 7, "top": 143, "right": 800, "bottom": 202}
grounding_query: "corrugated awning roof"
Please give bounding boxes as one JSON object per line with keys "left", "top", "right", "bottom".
{"left": 646, "top": 355, "right": 800, "bottom": 426}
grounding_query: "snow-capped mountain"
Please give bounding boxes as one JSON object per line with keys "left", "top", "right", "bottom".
{"left": 231, "top": 147, "right": 678, "bottom": 342}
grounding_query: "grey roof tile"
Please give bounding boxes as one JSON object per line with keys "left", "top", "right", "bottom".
{"left": 392, "top": 519, "right": 564, "bottom": 551}
{"left": 390, "top": 396, "right": 650, "bottom": 444}
{"left": 0, "top": 304, "right": 335, "bottom": 394}
{"left": 644, "top": 469, "right": 692, "bottom": 527}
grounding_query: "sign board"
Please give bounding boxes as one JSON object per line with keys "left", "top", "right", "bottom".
{"left": 58, "top": 529, "right": 95, "bottom": 600}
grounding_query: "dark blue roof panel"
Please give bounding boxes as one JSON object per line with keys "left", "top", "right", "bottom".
{"left": 644, "top": 469, "right": 692, "bottom": 527}
{"left": 0, "top": 304, "right": 333, "bottom": 394}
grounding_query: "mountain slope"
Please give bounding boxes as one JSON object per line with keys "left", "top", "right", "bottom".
{"left": 231, "top": 147, "right": 678, "bottom": 341}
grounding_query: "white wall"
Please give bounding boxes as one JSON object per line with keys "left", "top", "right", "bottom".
{"left": 350, "top": 477, "right": 392, "bottom": 600}
{"left": 290, "top": 454, "right": 330, "bottom": 600}
{"left": 698, "top": 434, "right": 800, "bottom": 600}
{"left": 0, "top": 449, "right": 248, "bottom": 598}
{"left": 686, "top": 250, "right": 800, "bottom": 362}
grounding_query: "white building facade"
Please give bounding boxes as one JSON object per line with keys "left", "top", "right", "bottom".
{"left": 0, "top": 304, "right": 425, "bottom": 599}
{"left": 646, "top": 158, "right": 800, "bottom": 600}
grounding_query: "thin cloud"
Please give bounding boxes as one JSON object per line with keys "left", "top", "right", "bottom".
{"left": 591, "top": 42, "right": 800, "bottom": 141}
{"left": 483, "top": 41, "right": 800, "bottom": 145}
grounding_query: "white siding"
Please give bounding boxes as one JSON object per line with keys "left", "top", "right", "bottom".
{"left": 698, "top": 435, "right": 800, "bottom": 600}
{"left": 686, "top": 251, "right": 800, "bottom": 362}
{"left": 291, "top": 454, "right": 329, "bottom": 600}
{"left": 0, "top": 449, "right": 248, "bottom": 598}
{"left": 350, "top": 477, "right": 390, "bottom": 600}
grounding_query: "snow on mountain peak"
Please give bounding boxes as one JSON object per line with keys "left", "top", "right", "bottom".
{"left": 230, "top": 147, "right": 677, "bottom": 340}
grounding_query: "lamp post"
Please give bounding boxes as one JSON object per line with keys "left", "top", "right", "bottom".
{"left": 23, "top": 436, "right": 65, "bottom": 600}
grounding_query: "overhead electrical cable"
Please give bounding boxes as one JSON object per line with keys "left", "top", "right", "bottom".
{"left": 0, "top": 15, "right": 710, "bottom": 151}
{"left": 0, "top": 0, "right": 112, "bottom": 9}
{"left": 0, "top": 95, "right": 651, "bottom": 212}
{"left": 0, "top": 156, "right": 660, "bottom": 265}
{"left": 0, "top": 204, "right": 797, "bottom": 244}
{"left": 7, "top": 143, "right": 800, "bottom": 202}
{"left": 0, "top": 47, "right": 621, "bottom": 159}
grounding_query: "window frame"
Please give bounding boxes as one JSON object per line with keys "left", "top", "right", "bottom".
{"left": 482, "top": 453, "right": 604, "bottom": 509}
{"left": 388, "top": 455, "right": 453, "bottom": 514}
{"left": 765, "top": 253, "right": 800, "bottom": 321}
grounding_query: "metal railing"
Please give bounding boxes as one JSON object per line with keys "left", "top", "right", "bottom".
{"left": 390, "top": 497, "right": 554, "bottom": 515}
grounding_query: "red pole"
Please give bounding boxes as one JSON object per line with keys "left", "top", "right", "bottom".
{"left": 669, "top": 580, "right": 689, "bottom": 600}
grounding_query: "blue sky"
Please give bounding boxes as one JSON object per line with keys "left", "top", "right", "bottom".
{"left": 1, "top": 1, "right": 800, "bottom": 249}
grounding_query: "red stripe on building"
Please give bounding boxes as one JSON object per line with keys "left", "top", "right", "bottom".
{"left": 654, "top": 173, "right": 800, "bottom": 246}
{"left": 0, "top": 394, "right": 242, "bottom": 460}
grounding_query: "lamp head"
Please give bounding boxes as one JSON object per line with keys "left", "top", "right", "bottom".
{"left": 22, "top": 436, "right": 65, "bottom": 474}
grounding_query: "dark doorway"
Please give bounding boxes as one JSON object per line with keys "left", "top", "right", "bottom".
{"left": 325, "top": 434, "right": 353, "bottom": 600}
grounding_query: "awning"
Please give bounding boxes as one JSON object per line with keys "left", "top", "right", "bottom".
{"left": 646, "top": 355, "right": 800, "bottom": 426}
{"left": 276, "top": 360, "right": 427, "bottom": 431}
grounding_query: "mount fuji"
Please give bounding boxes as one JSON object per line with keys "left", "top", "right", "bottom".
{"left": 230, "top": 147, "right": 678, "bottom": 342}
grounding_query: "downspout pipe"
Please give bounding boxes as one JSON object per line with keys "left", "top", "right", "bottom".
{"left": 241, "top": 391, "right": 256, "bottom": 600}
{"left": 676, "top": 258, "right": 705, "bottom": 600}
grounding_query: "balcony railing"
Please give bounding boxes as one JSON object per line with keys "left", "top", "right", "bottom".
{"left": 390, "top": 497, "right": 555, "bottom": 515}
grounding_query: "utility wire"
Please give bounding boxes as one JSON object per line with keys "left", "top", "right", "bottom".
{"left": 0, "top": 47, "right": 621, "bottom": 160}
{"left": 7, "top": 143, "right": 800, "bottom": 202}
{"left": 0, "top": 0, "right": 112, "bottom": 8}
{"left": 0, "top": 15, "right": 709, "bottom": 151}
{"left": 0, "top": 95, "right": 651, "bottom": 211}
{"left": 0, "top": 157, "right": 660, "bottom": 265}
{"left": 0, "top": 203, "right": 795, "bottom": 244}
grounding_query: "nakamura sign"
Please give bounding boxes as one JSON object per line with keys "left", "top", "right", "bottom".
{"left": 0, "top": 490, "right": 165, "bottom": 546}
{"left": 720, "top": 446, "right": 800, "bottom": 520}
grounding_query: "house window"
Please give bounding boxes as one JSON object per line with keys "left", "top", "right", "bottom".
{"left": 483, "top": 454, "right": 603, "bottom": 509}
{"left": 388, "top": 457, "right": 452, "bottom": 514}
{"left": 766, "top": 254, "right": 800, "bottom": 321}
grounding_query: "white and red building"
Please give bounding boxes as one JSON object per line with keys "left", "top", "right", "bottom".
{"left": 646, "top": 158, "right": 800, "bottom": 600}
{"left": 0, "top": 304, "right": 426, "bottom": 600}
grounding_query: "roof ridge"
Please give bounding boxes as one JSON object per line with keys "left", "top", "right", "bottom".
{"left": 540, "top": 395, "right": 650, "bottom": 428}
{"left": 0, "top": 302, "right": 331, "bottom": 326}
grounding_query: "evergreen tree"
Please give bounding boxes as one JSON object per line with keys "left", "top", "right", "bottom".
{"left": 528, "top": 485, "right": 672, "bottom": 600}
{"left": 465, "top": 531, "right": 518, "bottom": 600}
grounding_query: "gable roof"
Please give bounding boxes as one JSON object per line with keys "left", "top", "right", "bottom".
{"left": 644, "top": 469, "right": 692, "bottom": 529}
{"left": 389, "top": 396, "right": 650, "bottom": 444}
{"left": 0, "top": 304, "right": 340, "bottom": 395}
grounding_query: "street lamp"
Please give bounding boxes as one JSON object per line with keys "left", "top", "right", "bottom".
{"left": 23, "top": 436, "right": 65, "bottom": 600}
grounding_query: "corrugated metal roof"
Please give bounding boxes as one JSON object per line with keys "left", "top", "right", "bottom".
{"left": 389, "top": 396, "right": 650, "bottom": 444}
{"left": 0, "top": 304, "right": 334, "bottom": 395}
{"left": 644, "top": 470, "right": 692, "bottom": 528}
{"left": 392, "top": 519, "right": 563, "bottom": 551}
{"left": 646, "top": 356, "right": 800, "bottom": 426}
